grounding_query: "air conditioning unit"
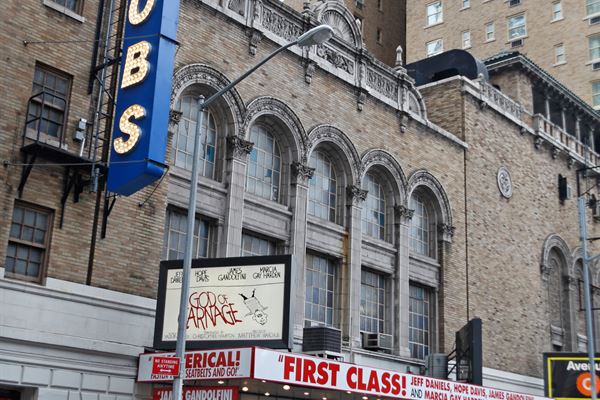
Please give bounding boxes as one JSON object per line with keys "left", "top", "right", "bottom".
{"left": 590, "top": 16, "right": 600, "bottom": 25}
{"left": 510, "top": 39, "right": 523, "bottom": 48}
{"left": 593, "top": 62, "right": 600, "bottom": 71}
{"left": 425, "top": 354, "right": 448, "bottom": 379}
{"left": 303, "top": 326, "right": 342, "bottom": 355}
{"left": 509, "top": 0, "right": 521, "bottom": 6}
{"left": 361, "top": 332, "right": 393, "bottom": 351}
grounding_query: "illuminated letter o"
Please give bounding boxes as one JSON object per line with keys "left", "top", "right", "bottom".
{"left": 128, "top": 0, "right": 155, "bottom": 25}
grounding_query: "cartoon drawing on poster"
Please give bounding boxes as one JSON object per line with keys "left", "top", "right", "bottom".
{"left": 240, "top": 289, "right": 268, "bottom": 325}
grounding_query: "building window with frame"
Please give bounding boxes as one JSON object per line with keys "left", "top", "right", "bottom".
{"left": 376, "top": 28, "right": 383, "bottom": 44}
{"left": 360, "top": 269, "right": 386, "bottom": 334}
{"left": 593, "top": 81, "right": 600, "bottom": 109}
{"left": 551, "top": 1, "right": 562, "bottom": 20}
{"left": 47, "top": 0, "right": 82, "bottom": 13}
{"left": 27, "top": 64, "right": 71, "bottom": 139}
{"left": 507, "top": 14, "right": 526, "bottom": 40}
{"left": 461, "top": 0, "right": 470, "bottom": 9}
{"left": 426, "top": 39, "right": 443, "bottom": 57}
{"left": 485, "top": 22, "right": 495, "bottom": 41}
{"left": 409, "top": 192, "right": 438, "bottom": 258}
{"left": 378, "top": 0, "right": 383, "bottom": 11}
{"left": 308, "top": 150, "right": 337, "bottom": 223}
{"left": 246, "top": 124, "right": 281, "bottom": 202}
{"left": 164, "top": 210, "right": 211, "bottom": 260}
{"left": 174, "top": 95, "right": 217, "bottom": 178}
{"left": 426, "top": 1, "right": 443, "bottom": 26}
{"left": 362, "top": 173, "right": 386, "bottom": 241}
{"left": 5, "top": 202, "right": 53, "bottom": 283}
{"left": 241, "top": 233, "right": 276, "bottom": 256}
{"left": 588, "top": 0, "right": 600, "bottom": 17}
{"left": 554, "top": 44, "right": 566, "bottom": 64}
{"left": 462, "top": 31, "right": 471, "bottom": 48}
{"left": 305, "top": 254, "right": 337, "bottom": 327}
{"left": 409, "top": 284, "right": 433, "bottom": 360}
{"left": 590, "top": 35, "right": 600, "bottom": 61}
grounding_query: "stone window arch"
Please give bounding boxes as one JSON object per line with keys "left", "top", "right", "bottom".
{"left": 407, "top": 170, "right": 453, "bottom": 259}
{"left": 312, "top": 1, "right": 363, "bottom": 48}
{"left": 243, "top": 97, "right": 307, "bottom": 206}
{"left": 170, "top": 64, "right": 245, "bottom": 183}
{"left": 307, "top": 125, "right": 361, "bottom": 226}
{"left": 541, "top": 234, "right": 573, "bottom": 350}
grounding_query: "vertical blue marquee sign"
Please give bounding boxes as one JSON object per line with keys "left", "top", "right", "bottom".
{"left": 107, "top": 0, "right": 179, "bottom": 195}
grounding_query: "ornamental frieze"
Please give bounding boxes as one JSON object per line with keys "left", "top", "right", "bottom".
{"left": 366, "top": 69, "right": 396, "bottom": 99}
{"left": 261, "top": 7, "right": 303, "bottom": 43}
{"left": 316, "top": 45, "right": 354, "bottom": 75}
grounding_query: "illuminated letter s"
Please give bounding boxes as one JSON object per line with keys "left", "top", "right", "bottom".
{"left": 121, "top": 41, "right": 151, "bottom": 89}
{"left": 114, "top": 104, "right": 145, "bottom": 154}
{"left": 128, "top": 0, "right": 155, "bottom": 25}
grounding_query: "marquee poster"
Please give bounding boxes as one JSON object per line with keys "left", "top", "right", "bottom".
{"left": 154, "top": 255, "right": 293, "bottom": 350}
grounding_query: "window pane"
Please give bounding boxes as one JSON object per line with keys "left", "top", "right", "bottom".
{"left": 590, "top": 36, "right": 600, "bottom": 61}
{"left": 246, "top": 125, "right": 281, "bottom": 202}
{"left": 588, "top": 0, "right": 600, "bottom": 16}
{"left": 360, "top": 269, "right": 387, "bottom": 334}
{"left": 304, "top": 254, "right": 337, "bottom": 327}
{"left": 362, "top": 173, "right": 386, "bottom": 240}
{"left": 164, "top": 211, "right": 210, "bottom": 260}
{"left": 409, "top": 284, "right": 432, "bottom": 359}
{"left": 308, "top": 151, "right": 337, "bottom": 223}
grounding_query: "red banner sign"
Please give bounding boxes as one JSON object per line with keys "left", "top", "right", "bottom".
{"left": 153, "top": 386, "right": 238, "bottom": 400}
{"left": 152, "top": 356, "right": 180, "bottom": 376}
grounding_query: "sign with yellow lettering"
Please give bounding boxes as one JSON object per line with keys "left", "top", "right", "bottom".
{"left": 107, "top": 0, "right": 179, "bottom": 195}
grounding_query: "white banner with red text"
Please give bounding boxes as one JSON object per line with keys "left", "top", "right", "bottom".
{"left": 138, "top": 348, "right": 252, "bottom": 382}
{"left": 138, "top": 347, "right": 551, "bottom": 400}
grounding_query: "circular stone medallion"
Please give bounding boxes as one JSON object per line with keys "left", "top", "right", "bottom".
{"left": 497, "top": 166, "right": 513, "bottom": 199}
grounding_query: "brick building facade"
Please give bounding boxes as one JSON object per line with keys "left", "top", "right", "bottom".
{"left": 1, "top": 0, "right": 599, "bottom": 399}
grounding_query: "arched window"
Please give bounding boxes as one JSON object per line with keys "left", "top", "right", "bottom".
{"left": 362, "top": 173, "right": 386, "bottom": 240}
{"left": 174, "top": 94, "right": 217, "bottom": 179}
{"left": 409, "top": 192, "right": 432, "bottom": 257}
{"left": 548, "top": 248, "right": 568, "bottom": 350}
{"left": 308, "top": 150, "right": 337, "bottom": 222}
{"left": 246, "top": 124, "right": 281, "bottom": 202}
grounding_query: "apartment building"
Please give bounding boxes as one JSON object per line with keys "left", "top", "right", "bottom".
{"left": 406, "top": 0, "right": 600, "bottom": 109}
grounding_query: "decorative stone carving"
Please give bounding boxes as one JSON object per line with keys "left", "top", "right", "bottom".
{"left": 304, "top": 60, "right": 316, "bottom": 84}
{"left": 227, "top": 135, "right": 253, "bottom": 159}
{"left": 534, "top": 137, "right": 543, "bottom": 149}
{"left": 168, "top": 109, "right": 182, "bottom": 134}
{"left": 361, "top": 149, "right": 408, "bottom": 197}
{"left": 253, "top": 0, "right": 263, "bottom": 22}
{"left": 261, "top": 6, "right": 303, "bottom": 42}
{"left": 394, "top": 204, "right": 414, "bottom": 221}
{"left": 316, "top": 44, "right": 354, "bottom": 75}
{"left": 552, "top": 146, "right": 560, "bottom": 159}
{"left": 566, "top": 275, "right": 578, "bottom": 291}
{"left": 248, "top": 29, "right": 263, "bottom": 56}
{"left": 520, "top": 126, "right": 527, "bottom": 135}
{"left": 228, "top": 0, "right": 245, "bottom": 15}
{"left": 346, "top": 185, "right": 368, "bottom": 205}
{"left": 394, "top": 45, "right": 403, "bottom": 69}
{"left": 568, "top": 157, "right": 575, "bottom": 169}
{"left": 399, "top": 111, "right": 408, "bottom": 133}
{"left": 366, "top": 69, "right": 396, "bottom": 100}
{"left": 291, "top": 161, "right": 315, "bottom": 184}
{"left": 479, "top": 80, "right": 523, "bottom": 120}
{"left": 438, "top": 223, "right": 455, "bottom": 242}
{"left": 496, "top": 166, "right": 513, "bottom": 199}
{"left": 321, "top": 10, "right": 355, "bottom": 44}
{"left": 357, "top": 89, "right": 367, "bottom": 111}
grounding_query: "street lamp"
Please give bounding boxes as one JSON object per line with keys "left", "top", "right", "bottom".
{"left": 576, "top": 161, "right": 600, "bottom": 400}
{"left": 172, "top": 24, "right": 334, "bottom": 400}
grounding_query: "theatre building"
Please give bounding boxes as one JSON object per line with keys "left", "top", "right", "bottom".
{"left": 1, "top": 0, "right": 600, "bottom": 399}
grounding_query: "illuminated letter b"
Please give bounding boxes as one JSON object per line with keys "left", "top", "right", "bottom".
{"left": 121, "top": 41, "right": 151, "bottom": 89}
{"left": 114, "top": 104, "right": 146, "bottom": 154}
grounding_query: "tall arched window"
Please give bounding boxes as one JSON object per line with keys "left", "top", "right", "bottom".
{"left": 308, "top": 150, "right": 337, "bottom": 222}
{"left": 174, "top": 94, "right": 217, "bottom": 179}
{"left": 246, "top": 124, "right": 281, "bottom": 202}
{"left": 409, "top": 193, "right": 431, "bottom": 257}
{"left": 548, "top": 248, "right": 568, "bottom": 350}
{"left": 362, "top": 173, "right": 386, "bottom": 240}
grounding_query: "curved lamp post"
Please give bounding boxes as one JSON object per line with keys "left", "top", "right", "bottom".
{"left": 172, "top": 24, "right": 334, "bottom": 400}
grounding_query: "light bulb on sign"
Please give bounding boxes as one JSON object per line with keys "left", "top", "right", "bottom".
{"left": 128, "top": 0, "right": 155, "bottom": 25}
